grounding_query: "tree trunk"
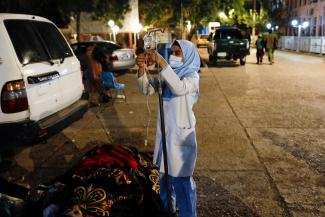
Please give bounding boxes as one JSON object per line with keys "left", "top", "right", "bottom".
{"left": 76, "top": 12, "right": 81, "bottom": 42}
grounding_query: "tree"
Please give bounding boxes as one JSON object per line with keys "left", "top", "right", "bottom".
{"left": 236, "top": 7, "right": 268, "bottom": 31}
{"left": 139, "top": 0, "right": 248, "bottom": 33}
{"left": 0, "top": 0, "right": 131, "bottom": 41}
{"left": 269, "top": 0, "right": 289, "bottom": 28}
{"left": 58, "top": 0, "right": 130, "bottom": 41}
{"left": 0, "top": 0, "right": 70, "bottom": 27}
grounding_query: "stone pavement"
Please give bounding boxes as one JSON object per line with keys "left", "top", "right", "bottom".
{"left": 1, "top": 49, "right": 324, "bottom": 217}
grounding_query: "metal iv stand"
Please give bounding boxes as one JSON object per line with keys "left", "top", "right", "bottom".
{"left": 144, "top": 28, "right": 173, "bottom": 216}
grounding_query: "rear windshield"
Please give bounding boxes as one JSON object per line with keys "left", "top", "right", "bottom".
{"left": 71, "top": 42, "right": 121, "bottom": 55}
{"left": 96, "top": 42, "right": 121, "bottom": 53}
{"left": 4, "top": 20, "right": 73, "bottom": 65}
{"left": 214, "top": 29, "right": 243, "bottom": 40}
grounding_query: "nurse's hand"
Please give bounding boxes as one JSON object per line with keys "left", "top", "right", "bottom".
{"left": 145, "top": 49, "right": 157, "bottom": 66}
{"left": 145, "top": 50, "right": 168, "bottom": 68}
{"left": 136, "top": 53, "right": 146, "bottom": 76}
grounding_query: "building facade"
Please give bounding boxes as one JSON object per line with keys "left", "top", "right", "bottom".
{"left": 284, "top": 0, "right": 325, "bottom": 36}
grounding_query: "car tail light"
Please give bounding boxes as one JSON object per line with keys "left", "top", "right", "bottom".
{"left": 37, "top": 129, "right": 48, "bottom": 138}
{"left": 1, "top": 79, "right": 28, "bottom": 113}
{"left": 110, "top": 55, "right": 119, "bottom": 61}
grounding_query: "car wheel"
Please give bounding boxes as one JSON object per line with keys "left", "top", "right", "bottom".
{"left": 240, "top": 56, "right": 246, "bottom": 65}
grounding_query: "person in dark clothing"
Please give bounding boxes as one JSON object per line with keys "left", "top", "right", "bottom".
{"left": 255, "top": 34, "right": 265, "bottom": 64}
{"left": 265, "top": 30, "right": 278, "bottom": 64}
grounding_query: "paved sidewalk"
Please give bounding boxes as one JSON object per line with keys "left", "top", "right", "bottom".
{"left": 1, "top": 49, "right": 324, "bottom": 217}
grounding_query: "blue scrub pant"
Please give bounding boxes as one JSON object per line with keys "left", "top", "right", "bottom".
{"left": 159, "top": 173, "right": 197, "bottom": 217}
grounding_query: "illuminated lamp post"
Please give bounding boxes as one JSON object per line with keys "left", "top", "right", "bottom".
{"left": 291, "top": 19, "right": 309, "bottom": 52}
{"left": 133, "top": 22, "right": 143, "bottom": 48}
{"left": 108, "top": 20, "right": 115, "bottom": 41}
{"left": 112, "top": 25, "right": 120, "bottom": 42}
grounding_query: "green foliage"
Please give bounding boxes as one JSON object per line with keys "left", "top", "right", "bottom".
{"left": 183, "top": 0, "right": 219, "bottom": 27}
{"left": 59, "top": 0, "right": 130, "bottom": 27}
{"left": 0, "top": 0, "right": 130, "bottom": 28}
{"left": 0, "top": 0, "right": 71, "bottom": 27}
{"left": 139, "top": 0, "right": 267, "bottom": 30}
{"left": 92, "top": 0, "right": 130, "bottom": 27}
{"left": 235, "top": 7, "right": 268, "bottom": 29}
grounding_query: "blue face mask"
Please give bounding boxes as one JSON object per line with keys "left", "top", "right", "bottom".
{"left": 169, "top": 55, "right": 183, "bottom": 68}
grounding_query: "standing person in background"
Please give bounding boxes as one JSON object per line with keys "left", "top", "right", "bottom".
{"left": 265, "top": 30, "right": 278, "bottom": 65}
{"left": 255, "top": 34, "right": 265, "bottom": 64}
{"left": 136, "top": 40, "right": 200, "bottom": 217}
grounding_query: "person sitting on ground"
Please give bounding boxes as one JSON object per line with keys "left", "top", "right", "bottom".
{"left": 93, "top": 47, "right": 125, "bottom": 102}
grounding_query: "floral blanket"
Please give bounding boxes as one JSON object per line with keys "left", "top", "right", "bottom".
{"left": 1, "top": 145, "right": 167, "bottom": 217}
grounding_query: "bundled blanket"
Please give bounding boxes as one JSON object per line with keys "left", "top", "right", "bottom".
{"left": 0, "top": 145, "right": 167, "bottom": 217}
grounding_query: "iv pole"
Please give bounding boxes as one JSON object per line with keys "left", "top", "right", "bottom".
{"left": 143, "top": 28, "right": 173, "bottom": 215}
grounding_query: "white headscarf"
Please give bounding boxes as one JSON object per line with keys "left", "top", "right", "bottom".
{"left": 163, "top": 40, "right": 200, "bottom": 99}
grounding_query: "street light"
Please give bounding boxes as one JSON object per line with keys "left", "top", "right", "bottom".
{"left": 252, "top": 0, "right": 256, "bottom": 46}
{"left": 107, "top": 20, "right": 115, "bottom": 41}
{"left": 132, "top": 22, "right": 143, "bottom": 47}
{"left": 219, "top": 12, "right": 228, "bottom": 20}
{"left": 108, "top": 20, "right": 115, "bottom": 28}
{"left": 291, "top": 20, "right": 298, "bottom": 27}
{"left": 111, "top": 25, "right": 120, "bottom": 42}
{"left": 291, "top": 19, "right": 309, "bottom": 37}
{"left": 186, "top": 21, "right": 191, "bottom": 32}
{"left": 291, "top": 19, "right": 309, "bottom": 52}
{"left": 266, "top": 23, "right": 272, "bottom": 29}
{"left": 302, "top": 21, "right": 309, "bottom": 29}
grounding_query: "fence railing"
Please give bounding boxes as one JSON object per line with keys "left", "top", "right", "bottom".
{"left": 279, "top": 36, "right": 325, "bottom": 54}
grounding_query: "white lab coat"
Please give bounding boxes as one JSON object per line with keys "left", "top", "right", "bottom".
{"left": 137, "top": 65, "right": 199, "bottom": 177}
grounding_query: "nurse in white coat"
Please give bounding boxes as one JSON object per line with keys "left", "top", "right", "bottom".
{"left": 136, "top": 40, "right": 200, "bottom": 217}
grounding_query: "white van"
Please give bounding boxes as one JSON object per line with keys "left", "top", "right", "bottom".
{"left": 0, "top": 13, "right": 88, "bottom": 141}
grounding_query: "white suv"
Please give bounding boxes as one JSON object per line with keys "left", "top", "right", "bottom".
{"left": 0, "top": 13, "right": 88, "bottom": 142}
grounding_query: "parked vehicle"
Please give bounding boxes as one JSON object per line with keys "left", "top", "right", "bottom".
{"left": 70, "top": 41, "right": 136, "bottom": 73}
{"left": 0, "top": 13, "right": 88, "bottom": 142}
{"left": 191, "top": 34, "right": 210, "bottom": 48}
{"left": 208, "top": 26, "right": 250, "bottom": 65}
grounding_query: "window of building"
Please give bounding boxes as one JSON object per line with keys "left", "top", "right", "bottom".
{"left": 311, "top": 17, "right": 317, "bottom": 36}
{"left": 319, "top": 16, "right": 323, "bottom": 36}
{"left": 323, "top": 7, "right": 325, "bottom": 36}
{"left": 307, "top": 8, "right": 314, "bottom": 16}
